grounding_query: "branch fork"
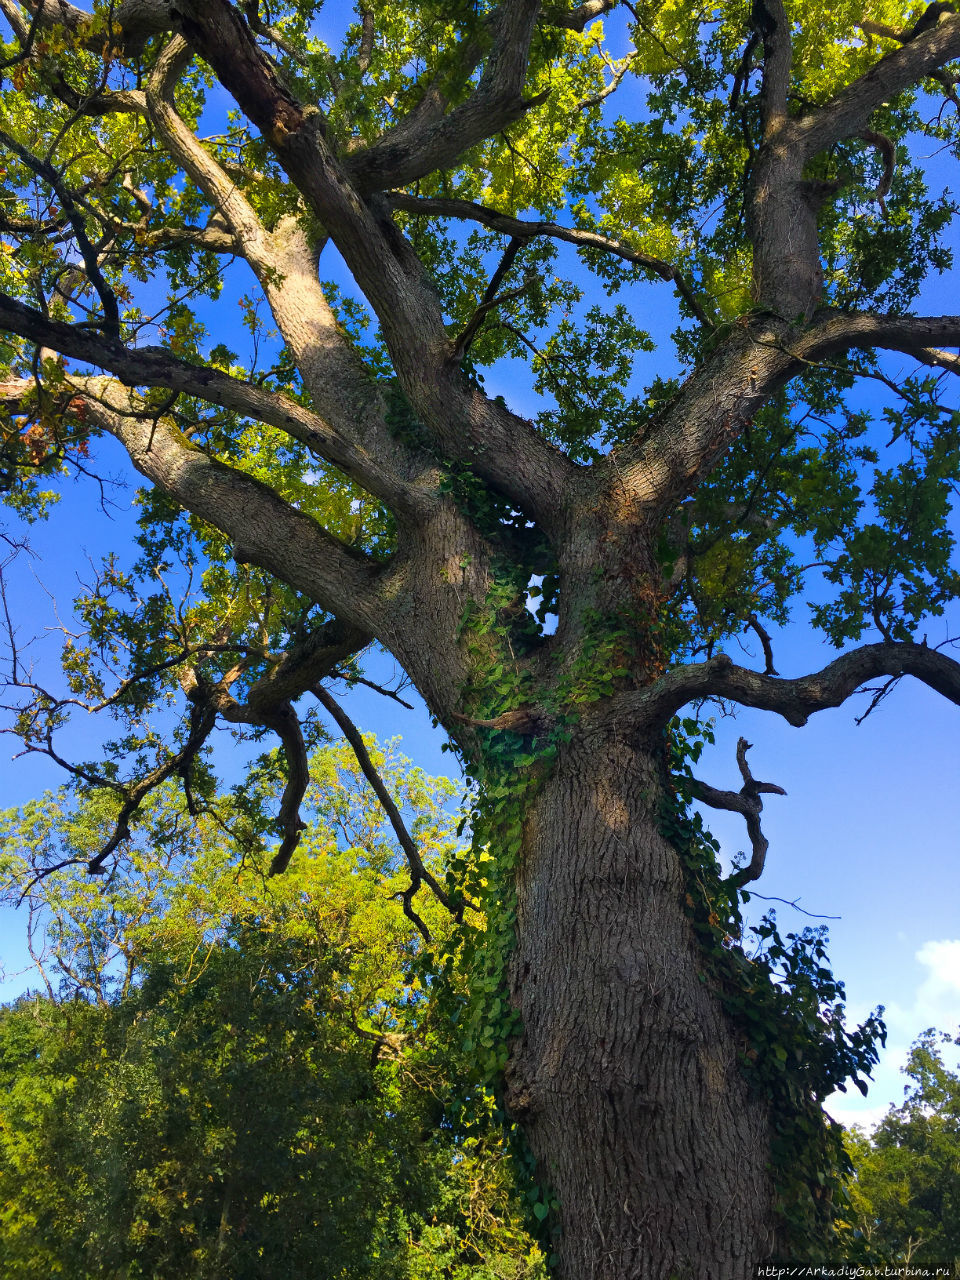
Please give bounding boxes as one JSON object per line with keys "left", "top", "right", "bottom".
{"left": 686, "top": 737, "right": 786, "bottom": 888}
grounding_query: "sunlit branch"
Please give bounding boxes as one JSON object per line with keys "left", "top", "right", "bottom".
{"left": 800, "top": 9, "right": 960, "bottom": 158}
{"left": 576, "top": 49, "right": 637, "bottom": 110}
{"left": 341, "top": 0, "right": 548, "bottom": 194}
{"left": 547, "top": 0, "right": 621, "bottom": 31}
{"left": 146, "top": 4, "right": 578, "bottom": 533}
{"left": 0, "top": 302, "right": 422, "bottom": 512}
{"left": 72, "top": 393, "right": 390, "bottom": 633}
{"left": 145, "top": 35, "right": 268, "bottom": 253}
{"left": 0, "top": 0, "right": 31, "bottom": 52}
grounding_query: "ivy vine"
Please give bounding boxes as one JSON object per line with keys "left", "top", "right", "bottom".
{"left": 664, "top": 720, "right": 886, "bottom": 1261}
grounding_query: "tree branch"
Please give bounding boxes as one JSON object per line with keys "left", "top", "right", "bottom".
{"left": 0, "top": 126, "right": 120, "bottom": 337}
{"left": 752, "top": 0, "right": 792, "bottom": 133}
{"left": 343, "top": 0, "right": 548, "bottom": 195}
{"left": 544, "top": 0, "right": 620, "bottom": 31}
{"left": 222, "top": 695, "right": 310, "bottom": 878}
{"left": 453, "top": 236, "right": 525, "bottom": 357}
{"left": 686, "top": 737, "right": 785, "bottom": 888}
{"left": 388, "top": 192, "right": 712, "bottom": 325}
{"left": 70, "top": 389, "right": 392, "bottom": 634}
{"left": 0, "top": 299, "right": 423, "bottom": 511}
{"left": 801, "top": 309, "right": 960, "bottom": 367}
{"left": 606, "top": 641, "right": 960, "bottom": 731}
{"left": 746, "top": 615, "right": 779, "bottom": 676}
{"left": 313, "top": 685, "right": 463, "bottom": 938}
{"left": 612, "top": 320, "right": 798, "bottom": 517}
{"left": 165, "top": 2, "right": 579, "bottom": 535}
{"left": 144, "top": 35, "right": 268, "bottom": 255}
{"left": 799, "top": 9, "right": 960, "bottom": 158}
{"left": 748, "top": 7, "right": 960, "bottom": 316}
{"left": 143, "top": 39, "right": 439, "bottom": 521}
{"left": 87, "top": 695, "right": 218, "bottom": 874}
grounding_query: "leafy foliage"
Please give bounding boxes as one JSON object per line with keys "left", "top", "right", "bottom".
{"left": 0, "top": 738, "right": 547, "bottom": 1279}
{"left": 836, "top": 1029, "right": 960, "bottom": 1271}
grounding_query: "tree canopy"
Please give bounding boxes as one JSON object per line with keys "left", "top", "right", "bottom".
{"left": 2, "top": 0, "right": 960, "bottom": 1273}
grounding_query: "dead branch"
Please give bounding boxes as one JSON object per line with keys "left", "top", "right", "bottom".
{"left": 686, "top": 737, "right": 785, "bottom": 888}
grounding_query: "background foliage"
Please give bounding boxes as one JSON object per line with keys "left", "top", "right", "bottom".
{"left": 0, "top": 737, "right": 547, "bottom": 1279}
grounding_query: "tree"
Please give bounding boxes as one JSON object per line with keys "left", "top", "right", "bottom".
{"left": 0, "top": 740, "right": 548, "bottom": 1278}
{"left": 0, "top": 0, "right": 959, "bottom": 1272}
{"left": 838, "top": 1029, "right": 960, "bottom": 1272}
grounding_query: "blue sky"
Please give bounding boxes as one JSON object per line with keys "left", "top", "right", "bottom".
{"left": 1, "top": 2, "right": 959, "bottom": 1127}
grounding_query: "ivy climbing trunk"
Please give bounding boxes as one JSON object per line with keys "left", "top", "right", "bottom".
{"left": 504, "top": 730, "right": 775, "bottom": 1280}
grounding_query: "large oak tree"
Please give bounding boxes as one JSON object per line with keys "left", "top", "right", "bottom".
{"left": 2, "top": 0, "right": 960, "bottom": 1274}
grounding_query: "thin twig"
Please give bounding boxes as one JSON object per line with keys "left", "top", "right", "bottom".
{"left": 313, "top": 684, "right": 469, "bottom": 938}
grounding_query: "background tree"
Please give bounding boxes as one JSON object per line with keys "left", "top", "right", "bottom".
{"left": 0, "top": 740, "right": 548, "bottom": 1279}
{"left": 837, "top": 1029, "right": 960, "bottom": 1272}
{"left": 1, "top": 0, "right": 960, "bottom": 1273}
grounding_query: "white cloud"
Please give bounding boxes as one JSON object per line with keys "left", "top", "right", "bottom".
{"left": 884, "top": 938, "right": 960, "bottom": 1040}
{"left": 825, "top": 1100, "right": 889, "bottom": 1133}
{"left": 827, "top": 937, "right": 960, "bottom": 1126}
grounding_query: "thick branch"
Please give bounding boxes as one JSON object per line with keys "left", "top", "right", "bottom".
{"left": 344, "top": 0, "right": 547, "bottom": 194}
{"left": 21, "top": 0, "right": 91, "bottom": 32}
{"left": 0, "top": 297, "right": 418, "bottom": 508}
{"left": 545, "top": 0, "right": 619, "bottom": 31}
{"left": 168, "top": 2, "right": 579, "bottom": 534}
{"left": 143, "top": 39, "right": 437, "bottom": 520}
{"left": 616, "top": 304, "right": 960, "bottom": 516}
{"left": 144, "top": 35, "right": 268, "bottom": 254}
{"left": 116, "top": 0, "right": 177, "bottom": 52}
{"left": 244, "top": 620, "right": 371, "bottom": 714}
{"left": 115, "top": 217, "right": 240, "bottom": 255}
{"left": 240, "top": 700, "right": 309, "bottom": 877}
{"left": 75, "top": 392, "right": 391, "bottom": 634}
{"left": 607, "top": 641, "right": 960, "bottom": 731}
{"left": 799, "top": 9, "right": 960, "bottom": 158}
{"left": 749, "top": 8, "right": 960, "bottom": 315}
{"left": 752, "top": 0, "right": 792, "bottom": 132}
{"left": 801, "top": 309, "right": 960, "bottom": 367}
{"left": 612, "top": 320, "right": 797, "bottom": 517}
{"left": 0, "top": 0, "right": 29, "bottom": 44}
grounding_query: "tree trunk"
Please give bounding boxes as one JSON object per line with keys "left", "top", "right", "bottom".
{"left": 505, "top": 729, "right": 775, "bottom": 1279}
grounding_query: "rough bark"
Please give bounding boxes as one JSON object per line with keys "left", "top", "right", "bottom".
{"left": 506, "top": 732, "right": 773, "bottom": 1279}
